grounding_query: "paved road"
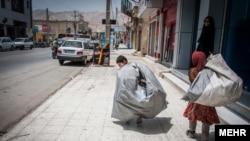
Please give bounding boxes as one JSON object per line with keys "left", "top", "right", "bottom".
{"left": 0, "top": 48, "right": 86, "bottom": 133}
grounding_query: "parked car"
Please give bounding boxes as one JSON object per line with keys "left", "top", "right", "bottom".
{"left": 57, "top": 39, "right": 94, "bottom": 65}
{"left": 88, "top": 40, "right": 99, "bottom": 48}
{"left": 14, "top": 38, "right": 34, "bottom": 50}
{"left": 0, "top": 37, "right": 15, "bottom": 51}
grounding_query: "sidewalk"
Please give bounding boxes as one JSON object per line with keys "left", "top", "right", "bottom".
{"left": 1, "top": 48, "right": 215, "bottom": 141}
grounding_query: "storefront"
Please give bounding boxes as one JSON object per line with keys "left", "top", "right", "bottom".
{"left": 148, "top": 13, "right": 158, "bottom": 57}
{"left": 161, "top": 0, "right": 177, "bottom": 66}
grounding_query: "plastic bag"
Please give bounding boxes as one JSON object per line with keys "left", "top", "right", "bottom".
{"left": 111, "top": 62, "right": 168, "bottom": 121}
{"left": 184, "top": 54, "right": 243, "bottom": 107}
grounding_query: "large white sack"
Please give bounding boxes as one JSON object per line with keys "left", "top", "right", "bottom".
{"left": 111, "top": 62, "right": 168, "bottom": 121}
{"left": 186, "top": 54, "right": 243, "bottom": 106}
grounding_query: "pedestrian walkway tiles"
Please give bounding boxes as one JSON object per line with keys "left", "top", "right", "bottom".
{"left": 0, "top": 54, "right": 216, "bottom": 141}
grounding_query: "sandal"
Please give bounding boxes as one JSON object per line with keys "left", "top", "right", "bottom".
{"left": 186, "top": 130, "right": 195, "bottom": 138}
{"left": 136, "top": 116, "right": 142, "bottom": 124}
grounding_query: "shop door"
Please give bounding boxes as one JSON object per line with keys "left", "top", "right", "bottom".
{"left": 165, "top": 24, "right": 175, "bottom": 63}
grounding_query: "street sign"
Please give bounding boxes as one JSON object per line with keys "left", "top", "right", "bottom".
{"left": 101, "top": 38, "right": 106, "bottom": 48}
{"left": 111, "top": 26, "right": 126, "bottom": 32}
{"left": 102, "top": 19, "right": 116, "bottom": 24}
{"left": 32, "top": 26, "right": 38, "bottom": 33}
{"left": 42, "top": 24, "right": 49, "bottom": 32}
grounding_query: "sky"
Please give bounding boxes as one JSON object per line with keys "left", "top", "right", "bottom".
{"left": 32, "top": 0, "right": 121, "bottom": 12}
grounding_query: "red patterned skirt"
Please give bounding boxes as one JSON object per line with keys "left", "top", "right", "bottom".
{"left": 183, "top": 102, "right": 220, "bottom": 124}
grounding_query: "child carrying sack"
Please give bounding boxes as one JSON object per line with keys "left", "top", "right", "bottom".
{"left": 183, "top": 54, "right": 243, "bottom": 107}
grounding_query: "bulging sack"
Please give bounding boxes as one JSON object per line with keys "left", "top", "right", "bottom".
{"left": 184, "top": 54, "right": 243, "bottom": 107}
{"left": 111, "top": 62, "right": 168, "bottom": 121}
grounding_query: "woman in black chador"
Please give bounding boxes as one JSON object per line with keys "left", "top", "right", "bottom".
{"left": 196, "top": 16, "right": 215, "bottom": 57}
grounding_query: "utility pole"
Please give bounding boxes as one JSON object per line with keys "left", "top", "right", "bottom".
{"left": 73, "top": 10, "right": 77, "bottom": 39}
{"left": 105, "top": 0, "right": 110, "bottom": 44}
{"left": 116, "top": 7, "right": 118, "bottom": 23}
{"left": 115, "top": 7, "right": 118, "bottom": 45}
{"left": 105, "top": 0, "right": 111, "bottom": 65}
{"left": 46, "top": 8, "right": 49, "bottom": 42}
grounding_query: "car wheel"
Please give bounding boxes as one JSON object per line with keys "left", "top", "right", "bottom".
{"left": 0, "top": 47, "right": 2, "bottom": 52}
{"left": 30, "top": 46, "right": 33, "bottom": 49}
{"left": 59, "top": 60, "right": 64, "bottom": 65}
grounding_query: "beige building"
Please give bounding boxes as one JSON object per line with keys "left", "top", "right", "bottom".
{"left": 32, "top": 20, "right": 89, "bottom": 42}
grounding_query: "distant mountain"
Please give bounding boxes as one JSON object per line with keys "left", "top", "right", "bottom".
{"left": 33, "top": 9, "right": 128, "bottom": 32}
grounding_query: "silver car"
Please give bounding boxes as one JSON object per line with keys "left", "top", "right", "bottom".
{"left": 14, "top": 38, "right": 34, "bottom": 50}
{"left": 57, "top": 39, "right": 94, "bottom": 65}
{"left": 0, "top": 37, "right": 15, "bottom": 51}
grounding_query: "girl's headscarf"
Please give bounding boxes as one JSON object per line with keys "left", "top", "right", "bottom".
{"left": 192, "top": 51, "right": 207, "bottom": 71}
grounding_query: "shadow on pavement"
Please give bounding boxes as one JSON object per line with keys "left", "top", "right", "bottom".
{"left": 113, "top": 117, "right": 173, "bottom": 135}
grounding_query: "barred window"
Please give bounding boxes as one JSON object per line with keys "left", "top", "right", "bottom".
{"left": 12, "top": 0, "right": 24, "bottom": 13}
{"left": 1, "top": 0, "right": 5, "bottom": 8}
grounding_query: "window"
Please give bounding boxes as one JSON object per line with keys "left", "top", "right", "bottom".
{"left": 74, "top": 42, "right": 82, "bottom": 48}
{"left": 12, "top": 0, "right": 24, "bottom": 13}
{"left": 88, "top": 43, "right": 99, "bottom": 49}
{"left": 1, "top": 0, "right": 5, "bottom": 8}
{"left": 6, "top": 39, "right": 11, "bottom": 42}
{"left": 26, "top": 0, "right": 29, "bottom": 9}
{"left": 84, "top": 43, "right": 89, "bottom": 49}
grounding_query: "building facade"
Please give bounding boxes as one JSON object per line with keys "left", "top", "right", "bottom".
{"left": 0, "top": 0, "right": 32, "bottom": 40}
{"left": 32, "top": 19, "right": 90, "bottom": 42}
{"left": 122, "top": 0, "right": 250, "bottom": 123}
